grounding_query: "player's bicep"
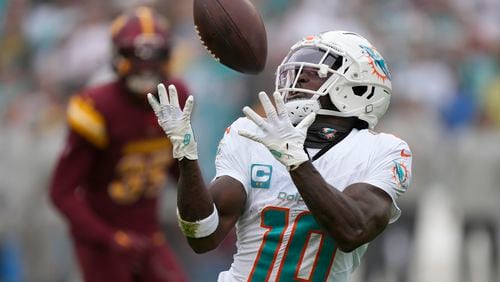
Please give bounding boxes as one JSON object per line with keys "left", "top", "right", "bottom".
{"left": 50, "top": 130, "right": 99, "bottom": 205}
{"left": 187, "top": 176, "right": 246, "bottom": 251}
{"left": 53, "top": 130, "right": 99, "bottom": 184}
{"left": 344, "top": 183, "right": 392, "bottom": 233}
{"left": 210, "top": 176, "right": 247, "bottom": 234}
{"left": 190, "top": 119, "right": 249, "bottom": 248}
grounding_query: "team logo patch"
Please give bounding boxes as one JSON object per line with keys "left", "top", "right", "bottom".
{"left": 392, "top": 161, "right": 409, "bottom": 189}
{"left": 320, "top": 128, "right": 337, "bottom": 141}
{"left": 215, "top": 140, "right": 225, "bottom": 161}
{"left": 400, "top": 149, "right": 412, "bottom": 158}
{"left": 183, "top": 134, "right": 191, "bottom": 145}
{"left": 360, "top": 45, "right": 391, "bottom": 81}
{"left": 251, "top": 164, "right": 272, "bottom": 189}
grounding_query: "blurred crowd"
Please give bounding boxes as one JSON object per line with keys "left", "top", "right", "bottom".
{"left": 0, "top": 0, "right": 499, "bottom": 281}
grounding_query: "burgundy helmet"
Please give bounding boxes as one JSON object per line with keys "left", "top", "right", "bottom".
{"left": 110, "top": 7, "right": 172, "bottom": 94}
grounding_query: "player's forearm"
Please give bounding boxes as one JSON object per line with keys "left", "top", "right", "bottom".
{"left": 51, "top": 189, "right": 115, "bottom": 245}
{"left": 290, "top": 162, "right": 367, "bottom": 251}
{"left": 177, "top": 159, "right": 215, "bottom": 220}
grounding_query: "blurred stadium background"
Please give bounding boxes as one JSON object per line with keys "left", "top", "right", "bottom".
{"left": 0, "top": 0, "right": 499, "bottom": 281}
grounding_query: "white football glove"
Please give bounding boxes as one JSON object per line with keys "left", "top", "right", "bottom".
{"left": 147, "top": 84, "right": 198, "bottom": 160}
{"left": 238, "top": 91, "right": 316, "bottom": 171}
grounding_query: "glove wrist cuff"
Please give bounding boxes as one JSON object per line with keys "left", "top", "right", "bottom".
{"left": 273, "top": 143, "right": 308, "bottom": 171}
{"left": 287, "top": 154, "right": 308, "bottom": 171}
{"left": 172, "top": 131, "right": 198, "bottom": 160}
{"left": 173, "top": 142, "right": 198, "bottom": 160}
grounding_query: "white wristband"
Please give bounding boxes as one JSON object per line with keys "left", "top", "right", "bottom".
{"left": 176, "top": 204, "right": 219, "bottom": 238}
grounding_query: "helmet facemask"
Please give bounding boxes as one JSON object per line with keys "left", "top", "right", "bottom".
{"left": 276, "top": 44, "right": 345, "bottom": 125}
{"left": 118, "top": 35, "right": 171, "bottom": 95}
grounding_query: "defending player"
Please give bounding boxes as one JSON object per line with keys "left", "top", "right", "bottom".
{"left": 50, "top": 7, "right": 188, "bottom": 282}
{"left": 149, "top": 31, "right": 412, "bottom": 281}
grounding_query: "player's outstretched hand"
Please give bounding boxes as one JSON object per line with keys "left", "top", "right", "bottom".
{"left": 148, "top": 84, "right": 198, "bottom": 160}
{"left": 238, "top": 91, "right": 315, "bottom": 171}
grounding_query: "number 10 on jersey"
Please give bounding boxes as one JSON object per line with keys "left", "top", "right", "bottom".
{"left": 248, "top": 206, "right": 338, "bottom": 281}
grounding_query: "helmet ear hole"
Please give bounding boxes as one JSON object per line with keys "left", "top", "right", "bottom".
{"left": 366, "top": 87, "right": 375, "bottom": 99}
{"left": 352, "top": 86, "right": 368, "bottom": 97}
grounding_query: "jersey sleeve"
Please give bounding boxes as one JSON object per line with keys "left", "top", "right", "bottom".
{"left": 363, "top": 137, "right": 413, "bottom": 223}
{"left": 214, "top": 119, "right": 250, "bottom": 193}
{"left": 66, "top": 94, "right": 108, "bottom": 149}
{"left": 50, "top": 130, "right": 116, "bottom": 246}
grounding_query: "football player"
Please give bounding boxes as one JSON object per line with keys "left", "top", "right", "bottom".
{"left": 149, "top": 31, "right": 412, "bottom": 281}
{"left": 50, "top": 7, "right": 188, "bottom": 282}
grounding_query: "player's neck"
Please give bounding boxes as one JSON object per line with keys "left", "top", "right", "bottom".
{"left": 313, "top": 115, "right": 359, "bottom": 129}
{"left": 304, "top": 115, "right": 358, "bottom": 150}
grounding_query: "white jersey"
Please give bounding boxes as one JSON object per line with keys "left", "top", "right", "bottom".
{"left": 214, "top": 118, "right": 412, "bottom": 282}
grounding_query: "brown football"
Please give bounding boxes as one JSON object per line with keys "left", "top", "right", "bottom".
{"left": 193, "top": 0, "right": 267, "bottom": 74}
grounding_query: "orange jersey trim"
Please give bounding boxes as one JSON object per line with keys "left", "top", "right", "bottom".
{"left": 67, "top": 96, "right": 108, "bottom": 148}
{"left": 123, "top": 138, "right": 172, "bottom": 154}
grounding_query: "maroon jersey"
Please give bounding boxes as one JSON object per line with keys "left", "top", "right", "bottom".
{"left": 50, "top": 79, "right": 188, "bottom": 246}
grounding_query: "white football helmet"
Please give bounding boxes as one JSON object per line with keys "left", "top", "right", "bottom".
{"left": 275, "top": 31, "right": 392, "bottom": 129}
